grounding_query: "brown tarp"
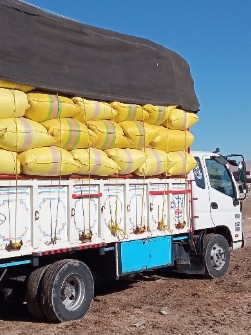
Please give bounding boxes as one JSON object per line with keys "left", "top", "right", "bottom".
{"left": 0, "top": 0, "right": 199, "bottom": 111}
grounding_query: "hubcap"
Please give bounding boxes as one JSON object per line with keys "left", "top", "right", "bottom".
{"left": 61, "top": 274, "right": 85, "bottom": 311}
{"left": 210, "top": 243, "right": 226, "bottom": 270}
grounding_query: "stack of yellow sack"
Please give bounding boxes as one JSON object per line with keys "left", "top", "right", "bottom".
{"left": 0, "top": 82, "right": 80, "bottom": 176}
{"left": 0, "top": 83, "right": 34, "bottom": 174}
{"left": 95, "top": 101, "right": 198, "bottom": 176}
{"left": 0, "top": 78, "right": 199, "bottom": 177}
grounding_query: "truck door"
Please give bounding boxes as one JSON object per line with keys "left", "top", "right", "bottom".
{"left": 204, "top": 158, "right": 240, "bottom": 234}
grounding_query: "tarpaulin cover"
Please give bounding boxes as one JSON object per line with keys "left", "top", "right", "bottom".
{"left": 0, "top": 0, "right": 200, "bottom": 111}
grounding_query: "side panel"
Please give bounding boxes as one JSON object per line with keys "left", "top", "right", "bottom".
{"left": 149, "top": 182, "right": 191, "bottom": 234}
{"left": 118, "top": 236, "right": 172, "bottom": 275}
{"left": 71, "top": 184, "right": 100, "bottom": 242}
{"left": 0, "top": 186, "right": 31, "bottom": 250}
{"left": 0, "top": 178, "right": 190, "bottom": 260}
{"left": 36, "top": 185, "right": 68, "bottom": 245}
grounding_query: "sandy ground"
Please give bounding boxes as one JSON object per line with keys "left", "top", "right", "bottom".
{"left": 0, "top": 194, "right": 250, "bottom": 335}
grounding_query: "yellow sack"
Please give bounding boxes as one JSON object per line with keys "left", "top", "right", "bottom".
{"left": 0, "top": 117, "right": 55, "bottom": 152}
{"left": 18, "top": 146, "right": 80, "bottom": 176}
{"left": 25, "top": 93, "right": 80, "bottom": 122}
{"left": 166, "top": 152, "right": 197, "bottom": 176}
{"left": 0, "top": 78, "right": 34, "bottom": 92}
{"left": 150, "top": 127, "right": 194, "bottom": 152}
{"left": 111, "top": 102, "right": 149, "bottom": 123}
{"left": 143, "top": 105, "right": 176, "bottom": 125}
{"left": 119, "top": 121, "right": 159, "bottom": 149}
{"left": 163, "top": 108, "right": 199, "bottom": 130}
{"left": 87, "top": 120, "right": 131, "bottom": 150}
{"left": 42, "top": 118, "right": 97, "bottom": 150}
{"left": 71, "top": 148, "right": 120, "bottom": 176}
{"left": 72, "top": 97, "right": 118, "bottom": 122}
{"left": 0, "top": 88, "right": 29, "bottom": 118}
{"left": 134, "top": 148, "right": 175, "bottom": 177}
{"left": 0, "top": 149, "right": 20, "bottom": 174}
{"left": 105, "top": 148, "right": 146, "bottom": 175}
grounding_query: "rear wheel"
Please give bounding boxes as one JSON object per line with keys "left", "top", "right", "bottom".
{"left": 40, "top": 259, "right": 94, "bottom": 322}
{"left": 25, "top": 265, "right": 49, "bottom": 320}
{"left": 203, "top": 233, "right": 230, "bottom": 278}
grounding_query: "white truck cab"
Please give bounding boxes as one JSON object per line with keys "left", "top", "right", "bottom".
{"left": 191, "top": 151, "right": 244, "bottom": 248}
{"left": 174, "top": 150, "right": 248, "bottom": 278}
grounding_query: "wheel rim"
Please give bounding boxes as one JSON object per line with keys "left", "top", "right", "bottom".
{"left": 210, "top": 243, "right": 226, "bottom": 270}
{"left": 60, "top": 274, "right": 85, "bottom": 311}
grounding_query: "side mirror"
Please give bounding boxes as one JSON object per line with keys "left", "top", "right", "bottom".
{"left": 239, "top": 184, "right": 248, "bottom": 194}
{"left": 237, "top": 162, "right": 247, "bottom": 183}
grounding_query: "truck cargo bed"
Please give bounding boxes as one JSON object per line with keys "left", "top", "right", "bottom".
{"left": 0, "top": 177, "right": 191, "bottom": 260}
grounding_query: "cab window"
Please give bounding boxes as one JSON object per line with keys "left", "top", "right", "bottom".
{"left": 205, "top": 159, "right": 235, "bottom": 198}
{"left": 193, "top": 157, "right": 205, "bottom": 189}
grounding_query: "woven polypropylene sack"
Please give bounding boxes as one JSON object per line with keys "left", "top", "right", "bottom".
{"left": 73, "top": 97, "right": 118, "bottom": 122}
{"left": 87, "top": 120, "right": 131, "bottom": 149}
{"left": 18, "top": 146, "right": 80, "bottom": 176}
{"left": 119, "top": 121, "right": 159, "bottom": 149}
{"left": 166, "top": 151, "right": 197, "bottom": 176}
{"left": 150, "top": 127, "right": 194, "bottom": 152}
{"left": 0, "top": 117, "right": 55, "bottom": 152}
{"left": 143, "top": 105, "right": 176, "bottom": 125}
{"left": 0, "top": 88, "right": 29, "bottom": 118}
{"left": 162, "top": 108, "right": 199, "bottom": 130}
{"left": 134, "top": 148, "right": 175, "bottom": 176}
{"left": 0, "top": 78, "right": 35, "bottom": 93}
{"left": 106, "top": 148, "right": 146, "bottom": 175}
{"left": 0, "top": 149, "right": 20, "bottom": 174}
{"left": 71, "top": 148, "right": 120, "bottom": 176}
{"left": 42, "top": 118, "right": 97, "bottom": 150}
{"left": 25, "top": 93, "right": 80, "bottom": 122}
{"left": 111, "top": 102, "right": 149, "bottom": 123}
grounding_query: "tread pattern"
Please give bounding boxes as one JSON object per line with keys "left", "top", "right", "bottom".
{"left": 40, "top": 259, "right": 93, "bottom": 323}
{"left": 40, "top": 259, "right": 70, "bottom": 323}
{"left": 25, "top": 265, "right": 50, "bottom": 319}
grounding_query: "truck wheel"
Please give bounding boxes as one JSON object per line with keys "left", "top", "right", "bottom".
{"left": 203, "top": 233, "right": 230, "bottom": 279}
{"left": 25, "top": 265, "right": 50, "bottom": 320}
{"left": 40, "top": 259, "right": 94, "bottom": 322}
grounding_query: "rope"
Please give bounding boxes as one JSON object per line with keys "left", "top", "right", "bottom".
{"left": 134, "top": 106, "right": 147, "bottom": 234}
{"left": 12, "top": 88, "right": 19, "bottom": 246}
{"left": 106, "top": 104, "right": 127, "bottom": 240}
{"left": 45, "top": 93, "right": 63, "bottom": 245}
{"left": 80, "top": 98, "right": 92, "bottom": 241}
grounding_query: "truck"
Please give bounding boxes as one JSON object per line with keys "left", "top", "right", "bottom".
{"left": 0, "top": 0, "right": 248, "bottom": 323}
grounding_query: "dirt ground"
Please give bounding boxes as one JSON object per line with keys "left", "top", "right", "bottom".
{"left": 0, "top": 194, "right": 250, "bottom": 335}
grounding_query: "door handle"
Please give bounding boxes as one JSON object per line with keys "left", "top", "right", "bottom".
{"left": 211, "top": 202, "right": 218, "bottom": 209}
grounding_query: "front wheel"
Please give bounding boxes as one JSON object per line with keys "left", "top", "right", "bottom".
{"left": 203, "top": 234, "right": 230, "bottom": 279}
{"left": 40, "top": 259, "right": 94, "bottom": 322}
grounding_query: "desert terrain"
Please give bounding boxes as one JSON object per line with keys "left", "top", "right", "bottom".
{"left": 0, "top": 193, "right": 250, "bottom": 335}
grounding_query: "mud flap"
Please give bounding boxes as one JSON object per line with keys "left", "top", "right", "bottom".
{"left": 176, "top": 254, "right": 205, "bottom": 275}
{"left": 173, "top": 242, "right": 205, "bottom": 275}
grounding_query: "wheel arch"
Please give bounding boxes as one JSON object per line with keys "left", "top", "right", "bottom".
{"left": 206, "top": 226, "right": 233, "bottom": 247}
{"left": 194, "top": 225, "right": 233, "bottom": 249}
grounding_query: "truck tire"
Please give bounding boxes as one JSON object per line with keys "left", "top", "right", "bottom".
{"left": 39, "top": 259, "right": 94, "bottom": 322}
{"left": 25, "top": 265, "right": 50, "bottom": 320}
{"left": 203, "top": 233, "right": 230, "bottom": 279}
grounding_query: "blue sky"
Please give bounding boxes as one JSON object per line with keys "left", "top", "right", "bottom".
{"left": 25, "top": 0, "right": 251, "bottom": 159}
